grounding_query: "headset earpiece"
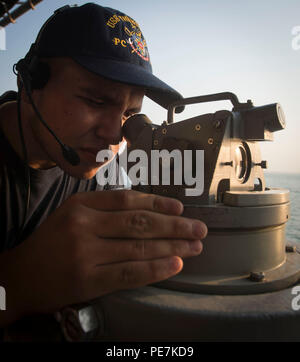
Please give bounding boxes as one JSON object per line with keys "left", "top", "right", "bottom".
{"left": 15, "top": 6, "right": 74, "bottom": 91}
{"left": 15, "top": 55, "right": 50, "bottom": 91}
{"left": 29, "top": 60, "right": 50, "bottom": 90}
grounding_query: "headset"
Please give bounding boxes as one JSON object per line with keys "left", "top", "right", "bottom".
{"left": 14, "top": 4, "right": 80, "bottom": 167}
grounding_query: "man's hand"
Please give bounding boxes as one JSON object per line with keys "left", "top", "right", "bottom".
{"left": 0, "top": 190, "right": 207, "bottom": 326}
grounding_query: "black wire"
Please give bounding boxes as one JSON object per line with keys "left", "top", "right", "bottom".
{"left": 14, "top": 63, "right": 65, "bottom": 148}
{"left": 16, "top": 83, "right": 31, "bottom": 241}
{"left": 26, "top": 87, "right": 65, "bottom": 147}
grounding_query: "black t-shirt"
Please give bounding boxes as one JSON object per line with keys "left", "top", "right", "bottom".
{"left": 0, "top": 91, "right": 105, "bottom": 252}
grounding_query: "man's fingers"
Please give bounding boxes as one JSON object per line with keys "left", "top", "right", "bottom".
{"left": 91, "top": 209, "right": 208, "bottom": 240}
{"left": 89, "top": 256, "right": 183, "bottom": 296}
{"left": 72, "top": 190, "right": 184, "bottom": 216}
{"left": 87, "top": 238, "right": 203, "bottom": 264}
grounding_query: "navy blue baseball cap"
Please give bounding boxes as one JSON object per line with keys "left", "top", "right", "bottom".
{"left": 29, "top": 3, "right": 184, "bottom": 113}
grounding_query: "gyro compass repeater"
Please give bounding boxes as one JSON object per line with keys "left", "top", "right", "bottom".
{"left": 59, "top": 92, "right": 300, "bottom": 342}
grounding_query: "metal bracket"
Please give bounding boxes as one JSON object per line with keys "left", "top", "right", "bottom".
{"left": 167, "top": 92, "right": 254, "bottom": 124}
{"left": 0, "top": 1, "right": 16, "bottom": 23}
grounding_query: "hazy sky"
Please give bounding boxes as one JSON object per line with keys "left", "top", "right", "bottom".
{"left": 0, "top": 0, "right": 299, "bottom": 173}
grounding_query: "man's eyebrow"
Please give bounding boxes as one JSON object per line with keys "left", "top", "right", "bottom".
{"left": 78, "top": 87, "right": 142, "bottom": 113}
{"left": 78, "top": 87, "right": 114, "bottom": 101}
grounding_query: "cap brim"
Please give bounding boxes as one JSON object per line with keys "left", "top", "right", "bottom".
{"left": 72, "top": 55, "right": 184, "bottom": 113}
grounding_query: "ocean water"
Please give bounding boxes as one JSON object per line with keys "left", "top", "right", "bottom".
{"left": 264, "top": 173, "right": 300, "bottom": 244}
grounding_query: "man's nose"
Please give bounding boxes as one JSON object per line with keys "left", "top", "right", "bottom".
{"left": 95, "top": 112, "right": 123, "bottom": 144}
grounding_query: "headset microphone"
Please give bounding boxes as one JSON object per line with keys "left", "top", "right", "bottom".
{"left": 61, "top": 144, "right": 80, "bottom": 166}
{"left": 25, "top": 85, "right": 81, "bottom": 166}
{"left": 15, "top": 59, "right": 81, "bottom": 166}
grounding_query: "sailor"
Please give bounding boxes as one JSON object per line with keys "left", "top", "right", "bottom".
{"left": 0, "top": 3, "right": 207, "bottom": 330}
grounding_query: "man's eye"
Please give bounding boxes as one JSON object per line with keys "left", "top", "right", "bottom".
{"left": 80, "top": 96, "right": 104, "bottom": 107}
{"left": 87, "top": 98, "right": 105, "bottom": 106}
